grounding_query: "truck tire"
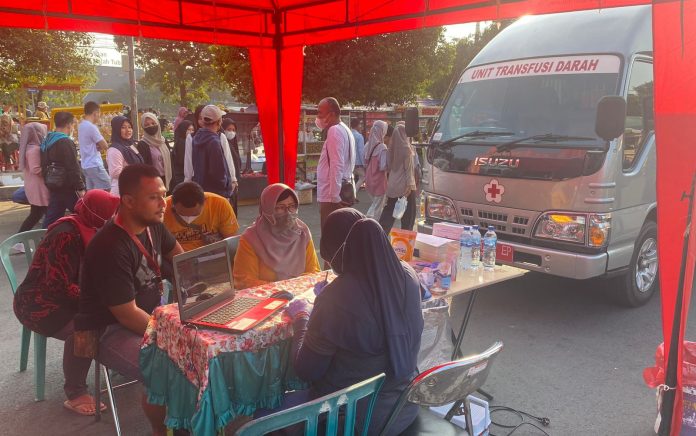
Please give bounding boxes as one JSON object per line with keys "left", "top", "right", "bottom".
{"left": 611, "top": 220, "right": 659, "bottom": 307}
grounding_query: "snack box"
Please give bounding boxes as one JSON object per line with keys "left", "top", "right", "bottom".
{"left": 432, "top": 222, "right": 466, "bottom": 241}
{"left": 390, "top": 228, "right": 417, "bottom": 261}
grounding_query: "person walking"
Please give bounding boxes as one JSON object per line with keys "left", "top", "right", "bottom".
{"left": 16, "top": 123, "right": 49, "bottom": 237}
{"left": 78, "top": 101, "right": 111, "bottom": 191}
{"left": 173, "top": 106, "right": 189, "bottom": 130}
{"left": 191, "top": 105, "right": 237, "bottom": 200}
{"left": 169, "top": 120, "right": 193, "bottom": 192}
{"left": 350, "top": 118, "right": 366, "bottom": 193}
{"left": 0, "top": 114, "right": 18, "bottom": 171}
{"left": 34, "top": 101, "right": 50, "bottom": 120}
{"left": 378, "top": 124, "right": 417, "bottom": 232}
{"left": 137, "top": 112, "right": 173, "bottom": 192}
{"left": 364, "top": 120, "right": 389, "bottom": 219}
{"left": 315, "top": 97, "right": 356, "bottom": 230}
{"left": 222, "top": 118, "right": 242, "bottom": 215}
{"left": 41, "top": 112, "right": 86, "bottom": 228}
{"left": 106, "top": 116, "right": 143, "bottom": 196}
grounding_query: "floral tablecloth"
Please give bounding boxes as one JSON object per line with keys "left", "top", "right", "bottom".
{"left": 140, "top": 272, "right": 330, "bottom": 435}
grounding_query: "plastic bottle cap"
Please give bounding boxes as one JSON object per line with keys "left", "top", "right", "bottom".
{"left": 488, "top": 226, "right": 495, "bottom": 230}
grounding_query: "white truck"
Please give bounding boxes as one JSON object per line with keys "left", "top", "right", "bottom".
{"left": 414, "top": 5, "right": 656, "bottom": 306}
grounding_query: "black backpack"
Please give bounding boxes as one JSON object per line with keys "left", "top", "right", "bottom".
{"left": 40, "top": 144, "right": 67, "bottom": 190}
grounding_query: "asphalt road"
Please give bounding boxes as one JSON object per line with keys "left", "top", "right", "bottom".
{"left": 0, "top": 194, "right": 690, "bottom": 435}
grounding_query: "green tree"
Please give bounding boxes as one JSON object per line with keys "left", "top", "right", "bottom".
{"left": 431, "top": 21, "right": 514, "bottom": 100}
{"left": 0, "top": 29, "right": 97, "bottom": 95}
{"left": 213, "top": 27, "right": 447, "bottom": 106}
{"left": 115, "top": 37, "right": 220, "bottom": 108}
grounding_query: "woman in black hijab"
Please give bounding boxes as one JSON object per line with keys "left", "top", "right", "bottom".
{"left": 285, "top": 208, "right": 423, "bottom": 435}
{"left": 222, "top": 118, "right": 242, "bottom": 214}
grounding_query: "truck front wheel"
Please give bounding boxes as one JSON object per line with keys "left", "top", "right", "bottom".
{"left": 611, "top": 221, "right": 659, "bottom": 307}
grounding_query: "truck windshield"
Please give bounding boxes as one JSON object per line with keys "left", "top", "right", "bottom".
{"left": 433, "top": 55, "right": 621, "bottom": 145}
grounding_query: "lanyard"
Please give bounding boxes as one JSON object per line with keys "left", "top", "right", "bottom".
{"left": 114, "top": 215, "right": 163, "bottom": 286}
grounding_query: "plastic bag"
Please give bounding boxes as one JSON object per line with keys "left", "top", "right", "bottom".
{"left": 392, "top": 196, "right": 407, "bottom": 219}
{"left": 11, "top": 187, "right": 28, "bottom": 205}
{"left": 418, "top": 298, "right": 453, "bottom": 371}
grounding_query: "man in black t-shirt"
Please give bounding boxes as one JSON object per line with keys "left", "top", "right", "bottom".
{"left": 77, "top": 164, "right": 183, "bottom": 436}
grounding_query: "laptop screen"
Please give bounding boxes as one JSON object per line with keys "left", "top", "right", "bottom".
{"left": 173, "top": 237, "right": 238, "bottom": 320}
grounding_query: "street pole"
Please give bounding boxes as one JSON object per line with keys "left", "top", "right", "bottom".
{"left": 127, "top": 36, "right": 139, "bottom": 139}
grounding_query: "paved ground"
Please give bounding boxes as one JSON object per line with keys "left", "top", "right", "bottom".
{"left": 0, "top": 193, "right": 691, "bottom": 435}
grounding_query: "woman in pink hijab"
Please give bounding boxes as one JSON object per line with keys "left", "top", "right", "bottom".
{"left": 233, "top": 183, "right": 321, "bottom": 289}
{"left": 16, "top": 123, "right": 49, "bottom": 244}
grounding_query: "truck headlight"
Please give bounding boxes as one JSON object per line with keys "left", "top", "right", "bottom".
{"left": 534, "top": 213, "right": 586, "bottom": 244}
{"left": 588, "top": 213, "right": 611, "bottom": 247}
{"left": 424, "top": 192, "right": 458, "bottom": 223}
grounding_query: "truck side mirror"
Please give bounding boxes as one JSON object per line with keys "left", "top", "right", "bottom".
{"left": 404, "top": 107, "right": 419, "bottom": 137}
{"left": 595, "top": 96, "right": 626, "bottom": 142}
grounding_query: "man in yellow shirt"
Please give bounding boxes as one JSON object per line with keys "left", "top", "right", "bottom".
{"left": 163, "top": 181, "right": 239, "bottom": 251}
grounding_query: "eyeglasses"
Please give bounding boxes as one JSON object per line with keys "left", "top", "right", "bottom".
{"left": 274, "top": 203, "right": 298, "bottom": 213}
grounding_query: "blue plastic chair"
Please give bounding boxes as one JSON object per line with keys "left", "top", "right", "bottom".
{"left": 0, "top": 229, "right": 48, "bottom": 401}
{"left": 237, "top": 373, "right": 386, "bottom": 436}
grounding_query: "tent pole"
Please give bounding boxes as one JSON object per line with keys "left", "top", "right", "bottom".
{"left": 659, "top": 172, "right": 696, "bottom": 435}
{"left": 127, "top": 36, "right": 139, "bottom": 138}
{"left": 274, "top": 12, "right": 285, "bottom": 184}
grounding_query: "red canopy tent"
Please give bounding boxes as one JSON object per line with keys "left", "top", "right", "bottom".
{"left": 0, "top": 0, "right": 693, "bottom": 433}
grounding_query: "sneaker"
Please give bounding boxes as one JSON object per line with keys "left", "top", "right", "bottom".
{"left": 11, "top": 243, "right": 25, "bottom": 254}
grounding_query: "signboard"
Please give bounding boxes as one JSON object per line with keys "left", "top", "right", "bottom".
{"left": 460, "top": 55, "right": 621, "bottom": 83}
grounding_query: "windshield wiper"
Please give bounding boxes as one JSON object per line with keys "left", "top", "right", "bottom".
{"left": 496, "top": 133, "right": 597, "bottom": 152}
{"left": 435, "top": 130, "right": 516, "bottom": 148}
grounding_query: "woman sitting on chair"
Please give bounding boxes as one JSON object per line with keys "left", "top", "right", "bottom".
{"left": 13, "top": 190, "right": 120, "bottom": 416}
{"left": 233, "top": 183, "right": 320, "bottom": 289}
{"left": 282, "top": 208, "right": 424, "bottom": 435}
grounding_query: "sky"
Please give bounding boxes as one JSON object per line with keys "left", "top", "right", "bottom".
{"left": 90, "top": 23, "right": 480, "bottom": 67}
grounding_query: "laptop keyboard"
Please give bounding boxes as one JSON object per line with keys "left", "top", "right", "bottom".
{"left": 200, "top": 297, "right": 260, "bottom": 325}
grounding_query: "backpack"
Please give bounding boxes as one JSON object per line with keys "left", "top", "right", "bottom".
{"left": 40, "top": 143, "right": 67, "bottom": 190}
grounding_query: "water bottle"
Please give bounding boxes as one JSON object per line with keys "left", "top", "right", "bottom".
{"left": 471, "top": 225, "right": 481, "bottom": 269}
{"left": 458, "top": 226, "right": 472, "bottom": 271}
{"left": 482, "top": 226, "right": 497, "bottom": 271}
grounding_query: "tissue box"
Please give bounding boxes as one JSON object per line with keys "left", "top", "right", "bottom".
{"left": 433, "top": 222, "right": 466, "bottom": 241}
{"left": 429, "top": 396, "right": 491, "bottom": 436}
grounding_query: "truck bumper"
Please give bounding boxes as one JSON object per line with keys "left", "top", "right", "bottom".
{"left": 418, "top": 220, "right": 608, "bottom": 280}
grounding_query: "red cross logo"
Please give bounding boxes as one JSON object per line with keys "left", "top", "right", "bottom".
{"left": 484, "top": 179, "right": 505, "bottom": 203}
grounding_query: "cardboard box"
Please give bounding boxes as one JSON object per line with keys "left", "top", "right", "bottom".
{"left": 432, "top": 222, "right": 466, "bottom": 241}
{"left": 296, "top": 188, "right": 313, "bottom": 205}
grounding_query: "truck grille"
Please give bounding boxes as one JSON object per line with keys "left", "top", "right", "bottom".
{"left": 457, "top": 203, "right": 536, "bottom": 238}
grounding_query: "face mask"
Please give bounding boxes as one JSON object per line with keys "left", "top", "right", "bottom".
{"left": 144, "top": 125, "right": 159, "bottom": 136}
{"left": 181, "top": 214, "right": 199, "bottom": 224}
{"left": 225, "top": 131, "right": 236, "bottom": 140}
{"left": 272, "top": 211, "right": 298, "bottom": 231}
{"left": 315, "top": 116, "right": 328, "bottom": 130}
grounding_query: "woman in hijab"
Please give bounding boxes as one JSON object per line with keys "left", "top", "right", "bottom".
{"left": 106, "top": 116, "right": 143, "bottom": 196}
{"left": 169, "top": 120, "right": 194, "bottom": 192}
{"left": 233, "top": 183, "right": 320, "bottom": 290}
{"left": 16, "top": 123, "right": 49, "bottom": 235}
{"left": 378, "top": 123, "right": 417, "bottom": 232}
{"left": 0, "top": 113, "right": 18, "bottom": 171}
{"left": 137, "top": 112, "right": 173, "bottom": 192}
{"left": 364, "top": 120, "right": 389, "bottom": 219}
{"left": 281, "top": 208, "right": 423, "bottom": 435}
{"left": 14, "top": 190, "right": 120, "bottom": 416}
{"left": 222, "top": 118, "right": 242, "bottom": 214}
{"left": 173, "top": 106, "right": 189, "bottom": 130}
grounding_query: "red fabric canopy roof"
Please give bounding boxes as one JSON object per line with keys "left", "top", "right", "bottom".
{"left": 1, "top": 1, "right": 694, "bottom": 433}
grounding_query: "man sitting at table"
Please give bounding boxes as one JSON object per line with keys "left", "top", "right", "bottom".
{"left": 75, "top": 164, "right": 183, "bottom": 436}
{"left": 233, "top": 183, "right": 320, "bottom": 289}
{"left": 163, "top": 181, "right": 239, "bottom": 251}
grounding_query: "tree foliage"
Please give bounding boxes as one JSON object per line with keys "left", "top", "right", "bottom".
{"left": 214, "top": 28, "right": 447, "bottom": 106}
{"left": 428, "top": 21, "right": 513, "bottom": 100}
{"left": 0, "top": 29, "right": 97, "bottom": 93}
{"left": 115, "top": 37, "right": 220, "bottom": 107}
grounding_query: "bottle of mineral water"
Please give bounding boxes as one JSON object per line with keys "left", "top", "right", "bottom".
{"left": 471, "top": 225, "right": 481, "bottom": 269}
{"left": 482, "top": 226, "right": 498, "bottom": 271}
{"left": 458, "top": 226, "right": 472, "bottom": 272}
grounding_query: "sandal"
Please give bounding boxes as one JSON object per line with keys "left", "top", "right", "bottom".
{"left": 63, "top": 395, "right": 108, "bottom": 416}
